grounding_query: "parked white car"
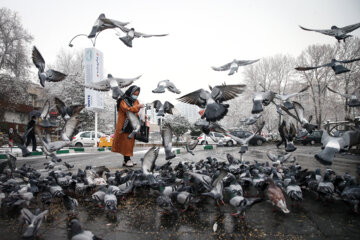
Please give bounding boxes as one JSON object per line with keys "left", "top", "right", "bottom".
{"left": 71, "top": 131, "right": 105, "bottom": 147}
{"left": 197, "top": 132, "right": 237, "bottom": 146}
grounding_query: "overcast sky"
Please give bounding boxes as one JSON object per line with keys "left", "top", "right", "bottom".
{"left": 2, "top": 0, "right": 360, "bottom": 105}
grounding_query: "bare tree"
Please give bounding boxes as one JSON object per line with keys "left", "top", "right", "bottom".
{"left": 296, "top": 44, "right": 336, "bottom": 128}
{"left": 0, "top": 8, "right": 33, "bottom": 121}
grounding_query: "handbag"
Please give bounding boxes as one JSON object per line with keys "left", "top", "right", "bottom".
{"left": 135, "top": 120, "right": 149, "bottom": 143}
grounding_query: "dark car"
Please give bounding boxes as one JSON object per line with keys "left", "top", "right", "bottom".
{"left": 229, "top": 130, "right": 266, "bottom": 146}
{"left": 298, "top": 130, "right": 323, "bottom": 145}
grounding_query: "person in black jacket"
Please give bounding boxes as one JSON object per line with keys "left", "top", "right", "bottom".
{"left": 276, "top": 120, "right": 287, "bottom": 149}
{"left": 26, "top": 116, "right": 37, "bottom": 152}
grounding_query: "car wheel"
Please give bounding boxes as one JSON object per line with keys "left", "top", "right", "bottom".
{"left": 75, "top": 142, "right": 83, "bottom": 147}
{"left": 226, "top": 141, "right": 234, "bottom": 147}
{"left": 256, "top": 139, "right": 263, "bottom": 146}
{"left": 201, "top": 141, "right": 207, "bottom": 145}
{"left": 302, "top": 142, "right": 307, "bottom": 146}
{"left": 311, "top": 140, "right": 315, "bottom": 145}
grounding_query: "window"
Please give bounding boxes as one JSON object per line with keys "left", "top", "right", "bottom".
{"left": 80, "top": 132, "right": 90, "bottom": 138}
{"left": 91, "top": 133, "right": 103, "bottom": 138}
{"left": 214, "top": 133, "right": 224, "bottom": 138}
{"left": 244, "top": 132, "right": 252, "bottom": 137}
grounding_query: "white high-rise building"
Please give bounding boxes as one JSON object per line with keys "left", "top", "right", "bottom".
{"left": 175, "top": 102, "right": 200, "bottom": 123}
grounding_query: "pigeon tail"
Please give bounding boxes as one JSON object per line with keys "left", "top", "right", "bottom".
{"left": 333, "top": 65, "right": 350, "bottom": 75}
{"left": 119, "top": 36, "right": 133, "bottom": 48}
{"left": 203, "top": 103, "right": 228, "bottom": 122}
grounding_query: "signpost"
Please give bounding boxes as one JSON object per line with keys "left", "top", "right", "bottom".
{"left": 84, "top": 48, "right": 104, "bottom": 147}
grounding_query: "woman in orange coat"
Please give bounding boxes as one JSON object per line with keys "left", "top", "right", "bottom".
{"left": 112, "top": 85, "right": 144, "bottom": 167}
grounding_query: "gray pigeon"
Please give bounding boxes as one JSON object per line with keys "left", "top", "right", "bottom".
{"left": 141, "top": 146, "right": 160, "bottom": 175}
{"left": 152, "top": 80, "right": 181, "bottom": 94}
{"left": 266, "top": 151, "right": 292, "bottom": 164}
{"left": 327, "top": 86, "right": 360, "bottom": 107}
{"left": 19, "top": 208, "right": 48, "bottom": 239}
{"left": 177, "top": 84, "right": 246, "bottom": 122}
{"left": 32, "top": 46, "right": 67, "bottom": 87}
{"left": 117, "top": 26, "right": 168, "bottom": 47}
{"left": 299, "top": 23, "right": 360, "bottom": 42}
{"left": 69, "top": 218, "right": 100, "bottom": 240}
{"left": 240, "top": 113, "right": 262, "bottom": 125}
{"left": 83, "top": 73, "right": 142, "bottom": 91}
{"left": 295, "top": 58, "right": 360, "bottom": 75}
{"left": 88, "top": 13, "right": 129, "bottom": 38}
{"left": 55, "top": 97, "right": 84, "bottom": 122}
{"left": 161, "top": 123, "right": 176, "bottom": 160}
{"left": 8, "top": 128, "right": 31, "bottom": 157}
{"left": 212, "top": 59, "right": 259, "bottom": 75}
{"left": 229, "top": 196, "right": 262, "bottom": 217}
{"left": 152, "top": 100, "right": 175, "bottom": 116}
{"left": 251, "top": 91, "right": 276, "bottom": 114}
{"left": 274, "top": 85, "right": 309, "bottom": 110}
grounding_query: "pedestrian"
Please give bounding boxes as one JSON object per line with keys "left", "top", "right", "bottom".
{"left": 111, "top": 85, "right": 144, "bottom": 167}
{"left": 26, "top": 116, "right": 37, "bottom": 152}
{"left": 276, "top": 120, "right": 287, "bottom": 149}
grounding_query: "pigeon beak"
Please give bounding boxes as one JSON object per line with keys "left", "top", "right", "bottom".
{"left": 285, "top": 142, "right": 297, "bottom": 152}
{"left": 315, "top": 146, "right": 338, "bottom": 165}
{"left": 251, "top": 100, "right": 263, "bottom": 114}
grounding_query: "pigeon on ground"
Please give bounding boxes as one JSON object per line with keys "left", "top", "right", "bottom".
{"left": 229, "top": 196, "right": 262, "bottom": 217}
{"left": 177, "top": 84, "right": 246, "bottom": 122}
{"left": 299, "top": 23, "right": 360, "bottom": 42}
{"left": 212, "top": 59, "right": 260, "bottom": 75}
{"left": 8, "top": 128, "right": 31, "bottom": 157}
{"left": 117, "top": 26, "right": 168, "bottom": 47}
{"left": 152, "top": 80, "right": 181, "bottom": 94}
{"left": 295, "top": 58, "right": 360, "bottom": 75}
{"left": 266, "top": 151, "right": 292, "bottom": 164}
{"left": 32, "top": 46, "right": 67, "bottom": 87}
{"left": 19, "top": 208, "right": 48, "bottom": 239}
{"left": 88, "top": 13, "right": 129, "bottom": 38}
{"left": 69, "top": 218, "right": 101, "bottom": 240}
{"left": 266, "top": 178, "right": 290, "bottom": 213}
{"left": 327, "top": 86, "right": 360, "bottom": 107}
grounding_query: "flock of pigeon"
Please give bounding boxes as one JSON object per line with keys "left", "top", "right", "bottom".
{"left": 1, "top": 13, "right": 360, "bottom": 239}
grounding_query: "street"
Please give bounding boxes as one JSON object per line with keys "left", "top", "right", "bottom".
{"left": 0, "top": 144, "right": 359, "bottom": 240}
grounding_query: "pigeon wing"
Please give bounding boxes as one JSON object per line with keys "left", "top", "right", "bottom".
{"left": 45, "top": 69, "right": 67, "bottom": 82}
{"left": 211, "top": 62, "right": 231, "bottom": 71}
{"left": 55, "top": 97, "right": 67, "bottom": 116}
{"left": 134, "top": 31, "right": 168, "bottom": 38}
{"left": 177, "top": 89, "right": 208, "bottom": 108}
{"left": 68, "top": 105, "right": 85, "bottom": 116}
{"left": 326, "top": 86, "right": 352, "bottom": 98}
{"left": 62, "top": 114, "right": 79, "bottom": 141}
{"left": 40, "top": 99, "right": 50, "bottom": 120}
{"left": 338, "top": 57, "right": 360, "bottom": 64}
{"left": 166, "top": 81, "right": 181, "bottom": 94}
{"left": 152, "top": 100, "right": 163, "bottom": 112}
{"left": 32, "top": 46, "right": 45, "bottom": 72}
{"left": 295, "top": 63, "right": 330, "bottom": 71}
{"left": 341, "top": 22, "right": 360, "bottom": 33}
{"left": 163, "top": 101, "right": 174, "bottom": 114}
{"left": 115, "top": 75, "right": 142, "bottom": 88}
{"left": 20, "top": 208, "right": 35, "bottom": 225}
{"left": 101, "top": 17, "right": 129, "bottom": 28}
{"left": 266, "top": 151, "right": 278, "bottom": 162}
{"left": 299, "top": 25, "right": 335, "bottom": 36}
{"left": 142, "top": 146, "right": 159, "bottom": 173}
{"left": 213, "top": 84, "right": 246, "bottom": 102}
{"left": 83, "top": 80, "right": 110, "bottom": 91}
{"left": 293, "top": 101, "right": 306, "bottom": 123}
{"left": 236, "top": 59, "right": 260, "bottom": 66}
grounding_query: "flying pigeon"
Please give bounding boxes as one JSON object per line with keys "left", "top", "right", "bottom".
{"left": 84, "top": 73, "right": 142, "bottom": 92}
{"left": 19, "top": 208, "right": 48, "bottom": 239}
{"left": 88, "top": 13, "right": 129, "bottom": 38}
{"left": 212, "top": 59, "right": 260, "bottom": 75}
{"left": 251, "top": 91, "right": 276, "bottom": 114}
{"left": 274, "top": 85, "right": 309, "bottom": 109}
{"left": 299, "top": 22, "right": 360, "bottom": 42}
{"left": 295, "top": 58, "right": 360, "bottom": 75}
{"left": 327, "top": 86, "right": 360, "bottom": 107}
{"left": 152, "top": 80, "right": 181, "bottom": 94}
{"left": 152, "top": 100, "right": 174, "bottom": 116}
{"left": 55, "top": 97, "right": 84, "bottom": 121}
{"left": 32, "top": 46, "right": 67, "bottom": 87}
{"left": 240, "top": 114, "right": 262, "bottom": 125}
{"left": 117, "top": 26, "right": 168, "bottom": 47}
{"left": 177, "top": 84, "right": 246, "bottom": 122}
